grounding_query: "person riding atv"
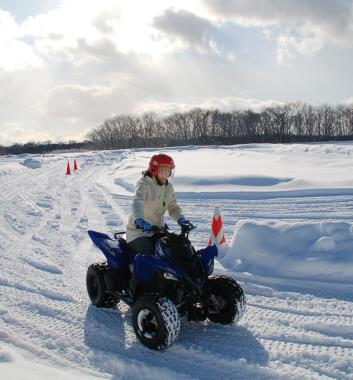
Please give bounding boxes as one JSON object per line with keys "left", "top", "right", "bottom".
{"left": 126, "top": 153, "right": 195, "bottom": 255}
{"left": 85, "top": 153, "right": 246, "bottom": 350}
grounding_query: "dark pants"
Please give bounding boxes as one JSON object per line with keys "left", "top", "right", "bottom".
{"left": 127, "top": 237, "right": 155, "bottom": 255}
{"left": 127, "top": 237, "right": 155, "bottom": 297}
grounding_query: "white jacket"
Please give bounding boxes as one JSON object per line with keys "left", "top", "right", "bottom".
{"left": 126, "top": 175, "right": 185, "bottom": 243}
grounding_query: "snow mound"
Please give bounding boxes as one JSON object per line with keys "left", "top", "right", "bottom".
{"left": 310, "top": 236, "right": 336, "bottom": 252}
{"left": 114, "top": 177, "right": 135, "bottom": 193}
{"left": 112, "top": 144, "right": 353, "bottom": 198}
{"left": 21, "top": 158, "right": 41, "bottom": 169}
{"left": 0, "top": 349, "right": 13, "bottom": 363}
{"left": 222, "top": 220, "right": 353, "bottom": 283}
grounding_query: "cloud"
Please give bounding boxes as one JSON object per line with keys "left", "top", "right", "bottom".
{"left": 276, "top": 25, "right": 325, "bottom": 63}
{"left": 202, "top": 0, "right": 353, "bottom": 61}
{"left": 342, "top": 97, "right": 353, "bottom": 105}
{"left": 0, "top": 122, "right": 91, "bottom": 145}
{"left": 139, "top": 96, "right": 283, "bottom": 115}
{"left": 153, "top": 8, "right": 219, "bottom": 53}
{"left": 0, "top": 10, "right": 43, "bottom": 71}
{"left": 44, "top": 58, "right": 172, "bottom": 123}
{"left": 200, "top": 96, "right": 283, "bottom": 111}
{"left": 20, "top": 3, "right": 121, "bottom": 61}
{"left": 0, "top": 122, "right": 52, "bottom": 145}
{"left": 15, "top": 1, "right": 200, "bottom": 65}
{"left": 202, "top": 0, "right": 352, "bottom": 31}
{"left": 0, "top": 9, "right": 21, "bottom": 42}
{"left": 46, "top": 85, "right": 114, "bottom": 123}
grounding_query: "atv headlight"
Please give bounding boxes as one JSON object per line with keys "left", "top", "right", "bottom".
{"left": 163, "top": 272, "right": 178, "bottom": 281}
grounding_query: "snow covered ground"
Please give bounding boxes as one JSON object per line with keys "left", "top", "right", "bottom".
{"left": 1, "top": 143, "right": 353, "bottom": 379}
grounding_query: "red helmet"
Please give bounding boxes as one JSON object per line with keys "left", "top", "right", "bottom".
{"left": 149, "top": 154, "right": 175, "bottom": 177}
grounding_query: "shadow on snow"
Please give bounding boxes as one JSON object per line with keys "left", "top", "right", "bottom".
{"left": 84, "top": 304, "right": 269, "bottom": 379}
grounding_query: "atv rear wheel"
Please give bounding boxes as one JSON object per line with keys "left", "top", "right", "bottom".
{"left": 86, "top": 263, "right": 119, "bottom": 308}
{"left": 207, "top": 275, "right": 246, "bottom": 324}
{"left": 132, "top": 292, "right": 180, "bottom": 350}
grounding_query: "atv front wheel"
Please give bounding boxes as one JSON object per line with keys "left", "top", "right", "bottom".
{"left": 207, "top": 275, "right": 246, "bottom": 324}
{"left": 132, "top": 293, "right": 180, "bottom": 350}
{"left": 86, "top": 263, "right": 119, "bottom": 308}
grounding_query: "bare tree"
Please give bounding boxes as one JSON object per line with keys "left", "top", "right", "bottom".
{"left": 86, "top": 102, "right": 353, "bottom": 150}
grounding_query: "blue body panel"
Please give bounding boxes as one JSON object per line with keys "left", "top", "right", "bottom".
{"left": 198, "top": 245, "right": 218, "bottom": 275}
{"left": 87, "top": 230, "right": 134, "bottom": 270}
{"left": 88, "top": 230, "right": 217, "bottom": 285}
{"left": 133, "top": 254, "right": 182, "bottom": 283}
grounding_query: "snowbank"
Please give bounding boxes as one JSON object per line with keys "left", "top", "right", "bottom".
{"left": 111, "top": 143, "right": 353, "bottom": 198}
{"left": 21, "top": 158, "right": 42, "bottom": 169}
{"left": 222, "top": 220, "right": 353, "bottom": 283}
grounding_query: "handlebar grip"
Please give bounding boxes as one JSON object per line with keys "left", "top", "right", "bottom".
{"left": 114, "top": 231, "right": 126, "bottom": 239}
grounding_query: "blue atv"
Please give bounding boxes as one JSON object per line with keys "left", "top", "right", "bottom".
{"left": 86, "top": 225, "right": 246, "bottom": 350}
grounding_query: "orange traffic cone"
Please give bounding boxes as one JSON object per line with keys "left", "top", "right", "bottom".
{"left": 208, "top": 206, "right": 228, "bottom": 257}
{"left": 66, "top": 162, "right": 71, "bottom": 175}
{"left": 73, "top": 159, "right": 78, "bottom": 171}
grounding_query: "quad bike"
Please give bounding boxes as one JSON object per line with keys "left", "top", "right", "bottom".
{"left": 86, "top": 225, "right": 246, "bottom": 350}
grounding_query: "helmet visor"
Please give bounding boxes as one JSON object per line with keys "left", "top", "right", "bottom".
{"left": 158, "top": 166, "right": 174, "bottom": 179}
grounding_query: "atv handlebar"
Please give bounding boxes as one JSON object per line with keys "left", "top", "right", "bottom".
{"left": 114, "top": 231, "right": 126, "bottom": 239}
{"left": 137, "top": 224, "right": 194, "bottom": 238}
{"left": 113, "top": 224, "right": 193, "bottom": 240}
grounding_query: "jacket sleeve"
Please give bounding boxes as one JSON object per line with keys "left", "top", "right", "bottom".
{"left": 131, "top": 179, "right": 146, "bottom": 221}
{"left": 167, "top": 183, "right": 184, "bottom": 222}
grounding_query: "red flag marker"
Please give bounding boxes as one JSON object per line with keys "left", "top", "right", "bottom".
{"left": 208, "top": 206, "right": 228, "bottom": 258}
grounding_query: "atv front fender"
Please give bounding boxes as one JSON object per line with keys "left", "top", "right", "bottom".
{"left": 198, "top": 245, "right": 218, "bottom": 275}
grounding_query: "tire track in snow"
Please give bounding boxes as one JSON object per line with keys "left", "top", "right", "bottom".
{"left": 58, "top": 177, "right": 92, "bottom": 305}
{"left": 247, "top": 295, "right": 353, "bottom": 320}
{"left": 0, "top": 161, "right": 87, "bottom": 367}
{"left": 96, "top": 182, "right": 129, "bottom": 229}
{"left": 240, "top": 300, "right": 353, "bottom": 378}
{"left": 20, "top": 193, "right": 44, "bottom": 217}
{"left": 0, "top": 159, "right": 64, "bottom": 202}
{"left": 0, "top": 163, "right": 108, "bottom": 372}
{"left": 57, "top": 162, "right": 124, "bottom": 308}
{"left": 0, "top": 171, "right": 38, "bottom": 201}
{"left": 0, "top": 155, "right": 134, "bottom": 374}
{"left": 260, "top": 338, "right": 353, "bottom": 379}
{"left": 88, "top": 184, "right": 126, "bottom": 232}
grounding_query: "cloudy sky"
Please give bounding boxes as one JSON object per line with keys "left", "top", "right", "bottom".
{"left": 0, "top": 0, "right": 353, "bottom": 145}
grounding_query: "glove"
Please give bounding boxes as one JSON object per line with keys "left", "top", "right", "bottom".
{"left": 178, "top": 218, "right": 196, "bottom": 230}
{"left": 135, "top": 218, "right": 152, "bottom": 232}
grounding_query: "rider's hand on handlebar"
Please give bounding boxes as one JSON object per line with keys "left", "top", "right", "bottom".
{"left": 178, "top": 217, "right": 196, "bottom": 231}
{"left": 135, "top": 218, "right": 152, "bottom": 232}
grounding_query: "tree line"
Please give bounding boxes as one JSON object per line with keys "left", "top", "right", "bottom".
{"left": 1, "top": 102, "right": 352, "bottom": 155}
{"left": 88, "top": 102, "right": 353, "bottom": 149}
{"left": 0, "top": 141, "right": 90, "bottom": 155}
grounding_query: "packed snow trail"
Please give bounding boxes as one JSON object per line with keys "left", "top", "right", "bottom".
{"left": 0, "top": 145, "right": 353, "bottom": 379}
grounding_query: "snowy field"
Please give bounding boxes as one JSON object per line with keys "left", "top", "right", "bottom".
{"left": 1, "top": 142, "right": 353, "bottom": 379}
